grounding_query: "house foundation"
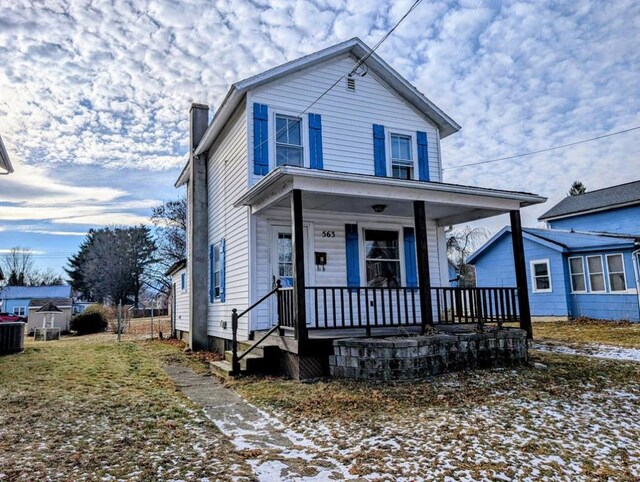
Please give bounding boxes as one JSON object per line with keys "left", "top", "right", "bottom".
{"left": 329, "top": 328, "right": 528, "bottom": 381}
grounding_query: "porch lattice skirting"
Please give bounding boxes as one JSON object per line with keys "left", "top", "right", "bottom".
{"left": 329, "top": 329, "right": 528, "bottom": 381}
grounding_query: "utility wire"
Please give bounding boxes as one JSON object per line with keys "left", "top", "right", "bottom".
{"left": 444, "top": 126, "right": 640, "bottom": 170}
{"left": 254, "top": 0, "right": 425, "bottom": 153}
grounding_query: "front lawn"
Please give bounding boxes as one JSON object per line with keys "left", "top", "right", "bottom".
{"left": 532, "top": 319, "right": 640, "bottom": 348}
{"left": 230, "top": 352, "right": 640, "bottom": 480}
{"left": 0, "top": 335, "right": 251, "bottom": 481}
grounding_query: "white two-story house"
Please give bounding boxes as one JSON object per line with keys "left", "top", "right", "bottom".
{"left": 174, "top": 38, "right": 545, "bottom": 379}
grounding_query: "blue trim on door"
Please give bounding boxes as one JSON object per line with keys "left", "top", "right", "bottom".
{"left": 345, "top": 224, "right": 360, "bottom": 287}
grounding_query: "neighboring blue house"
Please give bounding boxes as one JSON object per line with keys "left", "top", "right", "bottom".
{"left": 0, "top": 285, "right": 73, "bottom": 316}
{"left": 468, "top": 181, "right": 640, "bottom": 322}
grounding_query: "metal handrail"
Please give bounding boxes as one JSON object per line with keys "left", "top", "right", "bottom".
{"left": 230, "top": 280, "right": 281, "bottom": 375}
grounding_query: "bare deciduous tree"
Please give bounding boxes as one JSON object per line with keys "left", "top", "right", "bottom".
{"left": 446, "top": 226, "right": 491, "bottom": 287}
{"left": 149, "top": 196, "right": 187, "bottom": 293}
{"left": 1, "top": 247, "right": 37, "bottom": 286}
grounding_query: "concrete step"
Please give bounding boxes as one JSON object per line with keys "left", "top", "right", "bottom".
{"left": 224, "top": 350, "right": 263, "bottom": 370}
{"left": 210, "top": 360, "right": 237, "bottom": 379}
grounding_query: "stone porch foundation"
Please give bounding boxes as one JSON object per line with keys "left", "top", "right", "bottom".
{"left": 329, "top": 329, "right": 528, "bottom": 381}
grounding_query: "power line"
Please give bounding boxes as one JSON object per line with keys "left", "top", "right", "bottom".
{"left": 254, "top": 0, "right": 425, "bottom": 153}
{"left": 444, "top": 126, "right": 640, "bottom": 170}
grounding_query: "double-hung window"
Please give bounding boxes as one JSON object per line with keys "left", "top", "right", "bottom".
{"left": 606, "top": 254, "right": 627, "bottom": 291}
{"left": 531, "top": 259, "right": 552, "bottom": 292}
{"left": 390, "top": 134, "right": 413, "bottom": 180}
{"left": 275, "top": 114, "right": 303, "bottom": 167}
{"left": 587, "top": 255, "right": 605, "bottom": 292}
{"left": 364, "top": 229, "right": 401, "bottom": 287}
{"left": 568, "top": 257, "right": 586, "bottom": 292}
{"left": 213, "top": 243, "right": 221, "bottom": 299}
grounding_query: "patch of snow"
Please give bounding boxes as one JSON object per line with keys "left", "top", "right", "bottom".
{"left": 532, "top": 342, "right": 640, "bottom": 362}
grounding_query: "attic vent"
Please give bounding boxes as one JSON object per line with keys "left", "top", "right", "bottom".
{"left": 346, "top": 76, "right": 356, "bottom": 92}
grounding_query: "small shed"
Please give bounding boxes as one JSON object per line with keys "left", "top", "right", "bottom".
{"left": 27, "top": 297, "right": 73, "bottom": 333}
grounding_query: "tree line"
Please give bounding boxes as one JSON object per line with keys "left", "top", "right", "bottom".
{"left": 1, "top": 197, "right": 186, "bottom": 308}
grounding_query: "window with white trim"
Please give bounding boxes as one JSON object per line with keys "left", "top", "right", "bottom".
{"left": 13, "top": 307, "right": 26, "bottom": 316}
{"left": 606, "top": 254, "right": 627, "bottom": 292}
{"left": 213, "top": 243, "right": 221, "bottom": 299}
{"left": 364, "top": 229, "right": 401, "bottom": 287}
{"left": 390, "top": 133, "right": 414, "bottom": 180}
{"left": 275, "top": 114, "right": 303, "bottom": 167}
{"left": 180, "top": 272, "right": 186, "bottom": 292}
{"left": 568, "top": 257, "right": 586, "bottom": 292}
{"left": 531, "top": 260, "right": 552, "bottom": 292}
{"left": 587, "top": 255, "right": 605, "bottom": 292}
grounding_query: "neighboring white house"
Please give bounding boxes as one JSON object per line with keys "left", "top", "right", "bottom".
{"left": 165, "top": 260, "right": 189, "bottom": 339}
{"left": 175, "top": 38, "right": 546, "bottom": 378}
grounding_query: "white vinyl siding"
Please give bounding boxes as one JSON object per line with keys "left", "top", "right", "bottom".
{"left": 250, "top": 207, "right": 445, "bottom": 331}
{"left": 207, "top": 104, "right": 250, "bottom": 339}
{"left": 173, "top": 268, "right": 189, "bottom": 333}
{"left": 249, "top": 55, "right": 441, "bottom": 184}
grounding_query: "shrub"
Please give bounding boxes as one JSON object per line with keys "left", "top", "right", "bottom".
{"left": 70, "top": 304, "right": 109, "bottom": 335}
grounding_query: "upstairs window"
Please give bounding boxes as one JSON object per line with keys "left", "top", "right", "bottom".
{"left": 587, "top": 255, "right": 605, "bottom": 292}
{"left": 606, "top": 254, "right": 627, "bottom": 291}
{"left": 275, "top": 114, "right": 303, "bottom": 167}
{"left": 531, "top": 259, "right": 552, "bottom": 293}
{"left": 390, "top": 134, "right": 413, "bottom": 180}
{"left": 180, "top": 272, "right": 186, "bottom": 292}
{"left": 568, "top": 257, "right": 586, "bottom": 292}
{"left": 364, "top": 229, "right": 401, "bottom": 287}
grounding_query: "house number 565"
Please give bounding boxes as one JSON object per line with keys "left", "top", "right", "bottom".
{"left": 321, "top": 230, "right": 336, "bottom": 238}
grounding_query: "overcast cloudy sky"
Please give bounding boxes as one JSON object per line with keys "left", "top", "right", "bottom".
{"left": 1, "top": 0, "right": 639, "bottom": 274}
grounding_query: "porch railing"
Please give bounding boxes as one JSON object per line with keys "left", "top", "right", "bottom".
{"left": 302, "top": 286, "right": 520, "bottom": 333}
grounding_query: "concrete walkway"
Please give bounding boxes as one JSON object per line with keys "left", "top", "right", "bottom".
{"left": 164, "top": 365, "right": 357, "bottom": 481}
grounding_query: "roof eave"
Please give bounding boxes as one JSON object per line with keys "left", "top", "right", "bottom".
{"left": 0, "top": 134, "right": 14, "bottom": 175}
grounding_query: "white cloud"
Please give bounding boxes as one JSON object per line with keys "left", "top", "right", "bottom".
{"left": 0, "top": 0, "right": 638, "bottom": 236}
{"left": 0, "top": 248, "right": 46, "bottom": 255}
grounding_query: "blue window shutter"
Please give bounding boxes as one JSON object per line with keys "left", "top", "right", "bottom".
{"left": 308, "top": 113, "right": 323, "bottom": 169}
{"left": 219, "top": 238, "right": 226, "bottom": 303}
{"left": 416, "top": 131, "right": 429, "bottom": 181}
{"left": 209, "top": 244, "right": 214, "bottom": 303}
{"left": 345, "top": 224, "right": 360, "bottom": 287}
{"left": 181, "top": 273, "right": 185, "bottom": 291}
{"left": 404, "top": 227, "right": 418, "bottom": 287}
{"left": 253, "top": 103, "right": 269, "bottom": 176}
{"left": 373, "top": 124, "right": 386, "bottom": 177}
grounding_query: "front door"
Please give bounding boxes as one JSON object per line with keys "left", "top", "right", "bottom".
{"left": 269, "top": 224, "right": 313, "bottom": 327}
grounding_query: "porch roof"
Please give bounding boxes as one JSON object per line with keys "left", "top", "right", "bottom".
{"left": 234, "top": 167, "right": 546, "bottom": 226}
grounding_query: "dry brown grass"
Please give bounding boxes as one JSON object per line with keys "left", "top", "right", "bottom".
{"left": 0, "top": 335, "right": 251, "bottom": 481}
{"left": 532, "top": 318, "right": 640, "bottom": 348}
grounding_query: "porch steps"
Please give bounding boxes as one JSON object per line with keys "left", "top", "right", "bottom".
{"left": 210, "top": 339, "right": 281, "bottom": 379}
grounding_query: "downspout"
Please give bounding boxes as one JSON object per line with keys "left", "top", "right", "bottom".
{"left": 632, "top": 249, "right": 640, "bottom": 322}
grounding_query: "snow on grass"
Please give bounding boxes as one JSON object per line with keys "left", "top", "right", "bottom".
{"left": 233, "top": 352, "right": 640, "bottom": 480}
{"left": 533, "top": 342, "right": 640, "bottom": 362}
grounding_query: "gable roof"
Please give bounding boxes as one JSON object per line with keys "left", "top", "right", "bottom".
{"left": 177, "top": 38, "right": 461, "bottom": 187}
{"left": 539, "top": 180, "right": 640, "bottom": 221}
{"left": 0, "top": 134, "right": 14, "bottom": 174}
{"left": 34, "top": 300, "right": 66, "bottom": 312}
{"left": 0, "top": 285, "right": 72, "bottom": 300}
{"left": 467, "top": 227, "right": 638, "bottom": 264}
{"left": 164, "top": 259, "right": 186, "bottom": 277}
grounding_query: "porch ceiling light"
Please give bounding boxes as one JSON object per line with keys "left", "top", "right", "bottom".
{"left": 372, "top": 204, "right": 387, "bottom": 213}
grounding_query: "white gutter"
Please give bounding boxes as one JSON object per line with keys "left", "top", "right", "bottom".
{"left": 0, "top": 135, "right": 14, "bottom": 175}
{"left": 633, "top": 249, "right": 640, "bottom": 321}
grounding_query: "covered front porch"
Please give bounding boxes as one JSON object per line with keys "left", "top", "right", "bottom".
{"left": 231, "top": 166, "right": 545, "bottom": 377}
